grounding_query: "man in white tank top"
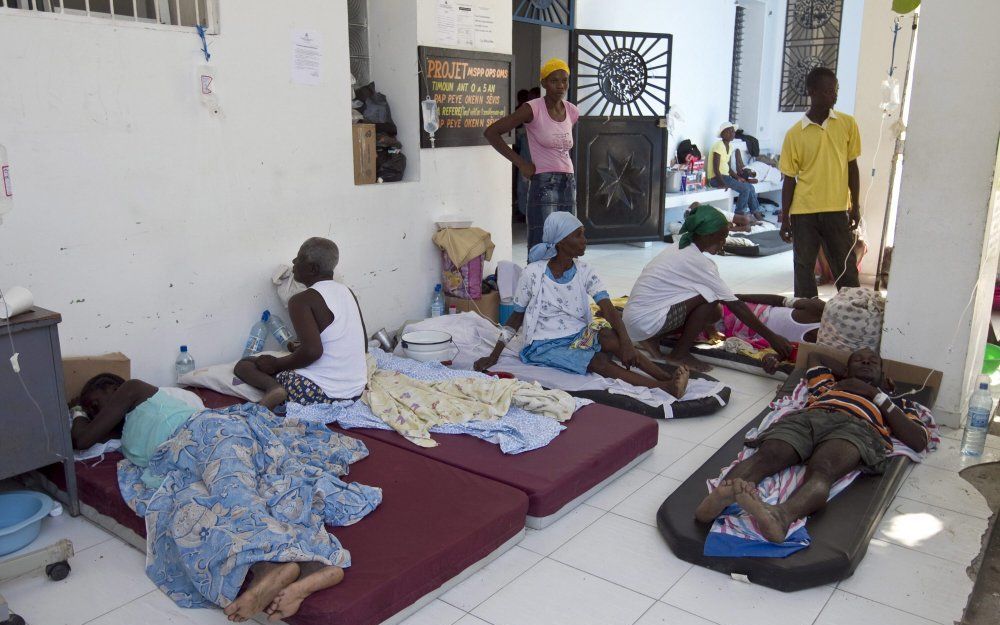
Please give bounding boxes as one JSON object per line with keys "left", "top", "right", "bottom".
{"left": 235, "top": 238, "right": 368, "bottom": 409}
{"left": 732, "top": 294, "right": 824, "bottom": 343}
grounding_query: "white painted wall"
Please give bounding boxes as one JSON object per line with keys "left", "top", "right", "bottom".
{"left": 575, "top": 0, "right": 736, "bottom": 162}
{"left": 0, "top": 0, "right": 513, "bottom": 385}
{"left": 880, "top": 0, "right": 1000, "bottom": 427}
{"left": 755, "top": 0, "right": 864, "bottom": 153}
{"left": 735, "top": 0, "right": 767, "bottom": 135}
{"left": 539, "top": 25, "right": 569, "bottom": 65}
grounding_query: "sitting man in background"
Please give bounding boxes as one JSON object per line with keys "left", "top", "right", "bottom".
{"left": 694, "top": 347, "right": 930, "bottom": 542}
{"left": 235, "top": 237, "right": 368, "bottom": 409}
{"left": 707, "top": 122, "right": 764, "bottom": 226}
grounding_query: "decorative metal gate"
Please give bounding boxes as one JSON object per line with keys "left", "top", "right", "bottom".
{"left": 512, "top": 0, "right": 574, "bottom": 30}
{"left": 571, "top": 30, "right": 672, "bottom": 243}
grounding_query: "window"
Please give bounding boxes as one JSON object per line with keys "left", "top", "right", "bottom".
{"left": 729, "top": 4, "right": 746, "bottom": 124}
{"left": 348, "top": 0, "right": 370, "bottom": 86}
{"left": 1, "top": 0, "right": 219, "bottom": 32}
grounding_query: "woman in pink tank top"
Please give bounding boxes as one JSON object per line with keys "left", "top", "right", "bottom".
{"left": 486, "top": 58, "right": 580, "bottom": 255}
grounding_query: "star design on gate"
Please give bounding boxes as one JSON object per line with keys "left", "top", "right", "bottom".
{"left": 596, "top": 152, "right": 646, "bottom": 212}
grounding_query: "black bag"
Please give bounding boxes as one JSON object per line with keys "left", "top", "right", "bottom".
{"left": 378, "top": 152, "right": 406, "bottom": 182}
{"left": 676, "top": 139, "right": 701, "bottom": 164}
{"left": 376, "top": 134, "right": 406, "bottom": 182}
{"left": 357, "top": 81, "right": 398, "bottom": 136}
{"left": 735, "top": 129, "right": 760, "bottom": 158}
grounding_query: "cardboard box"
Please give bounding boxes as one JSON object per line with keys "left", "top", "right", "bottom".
{"left": 445, "top": 291, "right": 500, "bottom": 323}
{"left": 62, "top": 352, "right": 131, "bottom": 403}
{"left": 352, "top": 123, "right": 377, "bottom": 185}
{"left": 794, "top": 343, "right": 943, "bottom": 406}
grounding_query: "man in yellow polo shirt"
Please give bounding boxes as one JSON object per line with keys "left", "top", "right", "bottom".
{"left": 779, "top": 67, "right": 862, "bottom": 297}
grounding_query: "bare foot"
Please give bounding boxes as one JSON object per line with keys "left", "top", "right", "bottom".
{"left": 695, "top": 479, "right": 736, "bottom": 523}
{"left": 667, "top": 352, "right": 712, "bottom": 373}
{"left": 224, "top": 562, "right": 300, "bottom": 622}
{"left": 260, "top": 387, "right": 288, "bottom": 410}
{"left": 265, "top": 565, "right": 345, "bottom": 622}
{"left": 659, "top": 365, "right": 689, "bottom": 398}
{"left": 734, "top": 483, "right": 790, "bottom": 543}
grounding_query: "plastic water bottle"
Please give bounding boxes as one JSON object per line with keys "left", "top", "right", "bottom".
{"left": 266, "top": 310, "right": 295, "bottom": 348}
{"left": 430, "top": 284, "right": 445, "bottom": 318}
{"left": 174, "top": 346, "right": 195, "bottom": 382}
{"left": 242, "top": 311, "right": 270, "bottom": 358}
{"left": 961, "top": 375, "right": 993, "bottom": 456}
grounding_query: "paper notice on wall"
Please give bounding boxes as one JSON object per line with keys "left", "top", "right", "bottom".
{"left": 473, "top": 3, "right": 497, "bottom": 49}
{"left": 438, "top": 0, "right": 492, "bottom": 49}
{"left": 455, "top": 2, "right": 475, "bottom": 48}
{"left": 436, "top": 0, "right": 459, "bottom": 46}
{"left": 291, "top": 30, "right": 323, "bottom": 85}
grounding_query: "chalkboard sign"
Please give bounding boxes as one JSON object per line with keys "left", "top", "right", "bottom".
{"left": 418, "top": 46, "right": 513, "bottom": 148}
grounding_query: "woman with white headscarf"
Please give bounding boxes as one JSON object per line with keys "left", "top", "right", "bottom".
{"left": 475, "top": 212, "right": 688, "bottom": 397}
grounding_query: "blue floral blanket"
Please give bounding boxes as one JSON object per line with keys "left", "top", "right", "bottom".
{"left": 117, "top": 403, "right": 382, "bottom": 609}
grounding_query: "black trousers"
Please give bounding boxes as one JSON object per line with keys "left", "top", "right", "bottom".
{"left": 791, "top": 211, "right": 860, "bottom": 297}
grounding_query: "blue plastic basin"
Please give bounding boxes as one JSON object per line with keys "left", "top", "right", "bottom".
{"left": 0, "top": 491, "right": 54, "bottom": 556}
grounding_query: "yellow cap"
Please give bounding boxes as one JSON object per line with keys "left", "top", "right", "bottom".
{"left": 540, "top": 58, "right": 570, "bottom": 81}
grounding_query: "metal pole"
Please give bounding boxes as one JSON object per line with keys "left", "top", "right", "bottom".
{"left": 874, "top": 12, "right": 919, "bottom": 292}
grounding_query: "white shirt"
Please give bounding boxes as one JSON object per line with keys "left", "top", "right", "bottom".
{"left": 514, "top": 261, "right": 608, "bottom": 345}
{"left": 295, "top": 280, "right": 368, "bottom": 399}
{"left": 623, "top": 243, "right": 737, "bottom": 341}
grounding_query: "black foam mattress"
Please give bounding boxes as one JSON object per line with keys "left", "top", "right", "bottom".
{"left": 659, "top": 337, "right": 795, "bottom": 377}
{"left": 656, "top": 377, "right": 930, "bottom": 591}
{"left": 724, "top": 230, "right": 793, "bottom": 257}
{"left": 570, "top": 369, "right": 731, "bottom": 419}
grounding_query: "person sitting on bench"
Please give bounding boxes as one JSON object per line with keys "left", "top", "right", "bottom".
{"left": 694, "top": 347, "right": 930, "bottom": 543}
{"left": 235, "top": 237, "right": 368, "bottom": 409}
{"left": 623, "top": 204, "right": 792, "bottom": 372}
{"left": 707, "top": 122, "right": 763, "bottom": 226}
{"left": 474, "top": 212, "right": 689, "bottom": 398}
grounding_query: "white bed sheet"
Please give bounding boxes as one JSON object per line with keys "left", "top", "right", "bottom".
{"left": 395, "top": 313, "right": 728, "bottom": 419}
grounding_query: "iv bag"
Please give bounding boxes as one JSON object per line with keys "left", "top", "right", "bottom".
{"left": 0, "top": 144, "right": 12, "bottom": 225}
{"left": 421, "top": 97, "right": 440, "bottom": 145}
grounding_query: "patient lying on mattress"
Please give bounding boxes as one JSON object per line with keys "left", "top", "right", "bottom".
{"left": 473, "top": 212, "right": 689, "bottom": 398}
{"left": 694, "top": 348, "right": 931, "bottom": 545}
{"left": 72, "top": 374, "right": 381, "bottom": 622}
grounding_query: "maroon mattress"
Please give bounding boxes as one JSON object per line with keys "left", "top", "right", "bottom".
{"left": 52, "top": 416, "right": 527, "bottom": 625}
{"left": 357, "top": 403, "right": 657, "bottom": 519}
{"left": 196, "top": 389, "right": 658, "bottom": 520}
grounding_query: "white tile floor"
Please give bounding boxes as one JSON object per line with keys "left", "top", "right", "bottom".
{"left": 2, "top": 236, "right": 994, "bottom": 625}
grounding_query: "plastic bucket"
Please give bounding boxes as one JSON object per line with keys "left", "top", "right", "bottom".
{"left": 982, "top": 344, "right": 1000, "bottom": 375}
{"left": 0, "top": 491, "right": 54, "bottom": 556}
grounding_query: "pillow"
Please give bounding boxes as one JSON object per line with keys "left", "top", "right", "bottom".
{"left": 159, "top": 386, "right": 206, "bottom": 409}
{"left": 177, "top": 351, "right": 289, "bottom": 402}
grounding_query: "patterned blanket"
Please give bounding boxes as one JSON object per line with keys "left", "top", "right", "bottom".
{"left": 117, "top": 403, "right": 382, "bottom": 609}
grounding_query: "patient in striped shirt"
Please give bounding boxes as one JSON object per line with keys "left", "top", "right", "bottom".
{"left": 695, "top": 347, "right": 930, "bottom": 543}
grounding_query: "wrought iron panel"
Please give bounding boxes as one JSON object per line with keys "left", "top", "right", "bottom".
{"left": 570, "top": 29, "right": 672, "bottom": 118}
{"left": 512, "top": 0, "right": 574, "bottom": 30}
{"left": 779, "top": 0, "right": 844, "bottom": 112}
{"left": 576, "top": 118, "right": 664, "bottom": 244}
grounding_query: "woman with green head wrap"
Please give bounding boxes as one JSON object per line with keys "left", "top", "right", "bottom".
{"left": 623, "top": 204, "right": 792, "bottom": 371}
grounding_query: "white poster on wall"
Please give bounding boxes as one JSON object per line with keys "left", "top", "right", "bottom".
{"left": 291, "top": 30, "right": 323, "bottom": 85}
{"left": 455, "top": 2, "right": 475, "bottom": 48}
{"left": 473, "top": 2, "right": 497, "bottom": 50}
{"left": 437, "top": 0, "right": 497, "bottom": 50}
{"left": 436, "top": 0, "right": 459, "bottom": 46}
